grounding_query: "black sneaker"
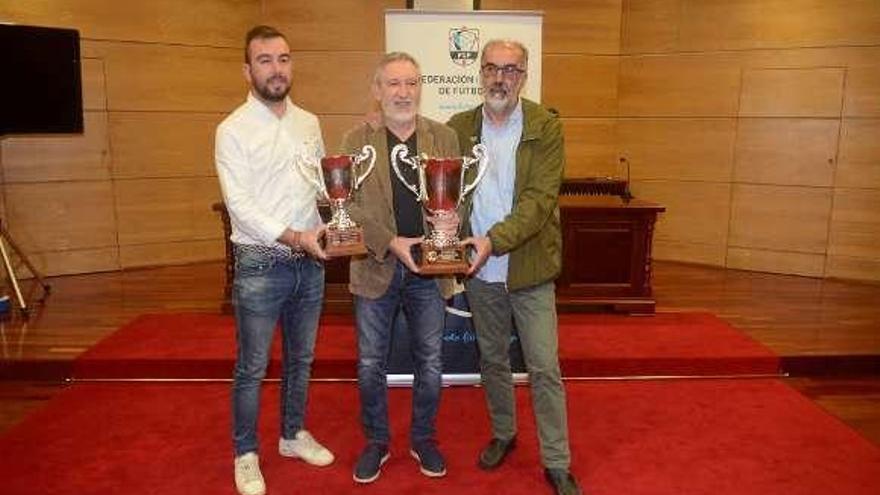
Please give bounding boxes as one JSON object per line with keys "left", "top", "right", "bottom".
{"left": 409, "top": 440, "right": 447, "bottom": 477}
{"left": 477, "top": 436, "right": 516, "bottom": 470}
{"left": 353, "top": 443, "right": 390, "bottom": 484}
{"left": 544, "top": 468, "right": 582, "bottom": 495}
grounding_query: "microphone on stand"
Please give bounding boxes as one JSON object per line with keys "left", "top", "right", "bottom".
{"left": 619, "top": 156, "right": 634, "bottom": 203}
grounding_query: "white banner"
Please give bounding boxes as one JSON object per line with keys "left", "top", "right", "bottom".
{"left": 385, "top": 9, "right": 542, "bottom": 123}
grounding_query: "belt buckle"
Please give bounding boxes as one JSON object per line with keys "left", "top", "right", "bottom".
{"left": 277, "top": 245, "right": 304, "bottom": 260}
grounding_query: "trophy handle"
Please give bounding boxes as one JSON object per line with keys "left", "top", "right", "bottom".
{"left": 390, "top": 143, "right": 424, "bottom": 201}
{"left": 353, "top": 144, "right": 376, "bottom": 190}
{"left": 461, "top": 143, "right": 489, "bottom": 200}
{"left": 294, "top": 152, "right": 330, "bottom": 201}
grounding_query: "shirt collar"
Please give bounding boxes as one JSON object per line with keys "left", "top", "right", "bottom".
{"left": 246, "top": 91, "right": 290, "bottom": 121}
{"left": 482, "top": 98, "right": 523, "bottom": 131}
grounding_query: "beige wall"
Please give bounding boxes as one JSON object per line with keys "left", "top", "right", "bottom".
{"left": 0, "top": 0, "right": 261, "bottom": 275}
{"left": 1, "top": 1, "right": 878, "bottom": 282}
{"left": 619, "top": 0, "right": 880, "bottom": 281}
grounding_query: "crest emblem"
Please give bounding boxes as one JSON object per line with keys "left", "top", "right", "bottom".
{"left": 449, "top": 27, "right": 479, "bottom": 67}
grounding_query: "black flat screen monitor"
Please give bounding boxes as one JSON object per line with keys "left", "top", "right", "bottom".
{"left": 0, "top": 24, "right": 84, "bottom": 135}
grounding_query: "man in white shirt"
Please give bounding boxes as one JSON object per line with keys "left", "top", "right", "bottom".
{"left": 215, "top": 25, "right": 333, "bottom": 495}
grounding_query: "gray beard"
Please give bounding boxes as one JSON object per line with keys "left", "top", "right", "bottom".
{"left": 485, "top": 95, "right": 511, "bottom": 114}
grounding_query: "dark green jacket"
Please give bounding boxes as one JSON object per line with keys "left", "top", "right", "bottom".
{"left": 447, "top": 98, "right": 564, "bottom": 291}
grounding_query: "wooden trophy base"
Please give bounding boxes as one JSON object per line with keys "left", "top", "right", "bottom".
{"left": 324, "top": 226, "right": 367, "bottom": 257}
{"left": 419, "top": 242, "right": 469, "bottom": 275}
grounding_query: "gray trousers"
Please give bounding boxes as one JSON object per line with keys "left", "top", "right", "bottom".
{"left": 465, "top": 278, "right": 571, "bottom": 470}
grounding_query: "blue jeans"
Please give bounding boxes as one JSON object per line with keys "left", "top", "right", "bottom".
{"left": 231, "top": 246, "right": 324, "bottom": 457}
{"left": 355, "top": 261, "right": 445, "bottom": 446}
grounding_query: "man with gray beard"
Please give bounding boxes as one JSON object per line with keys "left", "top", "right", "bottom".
{"left": 449, "top": 39, "right": 582, "bottom": 495}
{"left": 340, "top": 51, "right": 459, "bottom": 485}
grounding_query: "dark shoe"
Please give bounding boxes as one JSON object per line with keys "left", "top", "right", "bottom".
{"left": 409, "top": 440, "right": 447, "bottom": 477}
{"left": 544, "top": 468, "right": 582, "bottom": 495}
{"left": 353, "top": 443, "right": 390, "bottom": 484}
{"left": 477, "top": 436, "right": 516, "bottom": 470}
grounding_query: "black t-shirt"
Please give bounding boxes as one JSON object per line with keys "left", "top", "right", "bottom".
{"left": 387, "top": 129, "right": 425, "bottom": 238}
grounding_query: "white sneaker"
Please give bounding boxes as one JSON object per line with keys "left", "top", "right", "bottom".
{"left": 234, "top": 452, "right": 266, "bottom": 495}
{"left": 278, "top": 430, "right": 335, "bottom": 466}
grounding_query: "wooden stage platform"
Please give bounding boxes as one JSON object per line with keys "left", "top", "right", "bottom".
{"left": 0, "top": 260, "right": 878, "bottom": 445}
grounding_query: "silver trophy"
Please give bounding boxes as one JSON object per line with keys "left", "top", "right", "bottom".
{"left": 296, "top": 144, "right": 376, "bottom": 256}
{"left": 390, "top": 143, "right": 488, "bottom": 274}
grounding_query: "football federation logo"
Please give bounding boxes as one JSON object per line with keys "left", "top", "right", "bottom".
{"left": 449, "top": 27, "right": 479, "bottom": 67}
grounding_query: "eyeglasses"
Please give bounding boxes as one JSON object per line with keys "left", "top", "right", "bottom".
{"left": 480, "top": 63, "right": 526, "bottom": 78}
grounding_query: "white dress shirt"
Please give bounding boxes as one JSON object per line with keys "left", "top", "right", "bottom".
{"left": 215, "top": 92, "right": 325, "bottom": 247}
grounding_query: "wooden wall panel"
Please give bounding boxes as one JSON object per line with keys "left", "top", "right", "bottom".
{"left": 826, "top": 255, "right": 880, "bottom": 282}
{"left": 735, "top": 46, "right": 880, "bottom": 73}
{"left": 320, "top": 115, "right": 370, "bottom": 153}
{"left": 265, "top": 0, "right": 401, "bottom": 52}
{"left": 1, "top": 0, "right": 876, "bottom": 282}
{"left": 561, "top": 119, "right": 618, "bottom": 177}
{"left": 3, "top": 182, "right": 118, "bottom": 252}
{"left": 0, "top": 0, "right": 260, "bottom": 47}
{"left": 109, "top": 112, "right": 223, "bottom": 179}
{"left": 836, "top": 119, "right": 880, "bottom": 189}
{"left": 81, "top": 58, "right": 107, "bottom": 111}
{"left": 120, "top": 239, "right": 226, "bottom": 269}
{"left": 483, "top": 0, "right": 622, "bottom": 54}
{"left": 729, "top": 184, "right": 832, "bottom": 253}
{"left": 652, "top": 239, "right": 726, "bottom": 267}
{"left": 739, "top": 68, "right": 845, "bottom": 118}
{"left": 30, "top": 248, "right": 121, "bottom": 277}
{"left": 844, "top": 66, "right": 880, "bottom": 118}
{"left": 828, "top": 189, "right": 880, "bottom": 260}
{"left": 1, "top": 112, "right": 110, "bottom": 183}
{"left": 631, "top": 180, "right": 730, "bottom": 247}
{"left": 733, "top": 119, "right": 839, "bottom": 187}
{"left": 618, "top": 54, "right": 742, "bottom": 117}
{"left": 617, "top": 118, "right": 735, "bottom": 182}
{"left": 726, "top": 247, "right": 825, "bottom": 278}
{"left": 676, "top": 0, "right": 758, "bottom": 52}
{"left": 543, "top": 55, "right": 618, "bottom": 117}
{"left": 621, "top": 0, "right": 681, "bottom": 55}
{"left": 84, "top": 41, "right": 245, "bottom": 112}
{"left": 677, "top": 0, "right": 880, "bottom": 52}
{"left": 292, "top": 52, "right": 382, "bottom": 115}
{"left": 115, "top": 178, "right": 223, "bottom": 246}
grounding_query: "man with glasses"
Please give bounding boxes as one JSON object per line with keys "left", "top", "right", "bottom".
{"left": 216, "top": 25, "right": 335, "bottom": 495}
{"left": 449, "top": 39, "right": 582, "bottom": 495}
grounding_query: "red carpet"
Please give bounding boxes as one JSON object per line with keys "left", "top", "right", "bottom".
{"left": 1, "top": 379, "right": 878, "bottom": 494}
{"left": 73, "top": 313, "right": 357, "bottom": 379}
{"left": 72, "top": 312, "right": 779, "bottom": 379}
{"left": 557, "top": 312, "right": 779, "bottom": 376}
